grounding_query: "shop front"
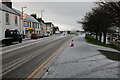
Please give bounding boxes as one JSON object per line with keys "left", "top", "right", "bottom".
{"left": 25, "top": 28, "right": 34, "bottom": 38}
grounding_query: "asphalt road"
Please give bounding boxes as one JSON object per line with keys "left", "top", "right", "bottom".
{"left": 2, "top": 35, "right": 72, "bottom": 78}
{"left": 43, "top": 34, "right": 120, "bottom": 78}
{"left": 2, "top": 35, "right": 60, "bottom": 52}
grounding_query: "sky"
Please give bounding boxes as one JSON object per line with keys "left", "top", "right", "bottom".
{"left": 12, "top": 1, "right": 95, "bottom": 31}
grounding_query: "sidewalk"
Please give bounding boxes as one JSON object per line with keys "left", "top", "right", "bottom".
{"left": 22, "top": 38, "right": 31, "bottom": 41}
{"left": 43, "top": 34, "right": 120, "bottom": 78}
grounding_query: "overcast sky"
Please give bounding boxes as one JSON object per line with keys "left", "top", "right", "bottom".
{"left": 12, "top": 2, "right": 95, "bottom": 31}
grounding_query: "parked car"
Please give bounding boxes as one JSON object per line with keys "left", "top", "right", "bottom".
{"left": 39, "top": 34, "right": 45, "bottom": 38}
{"left": 2, "top": 29, "right": 22, "bottom": 46}
{"left": 31, "top": 34, "right": 39, "bottom": 39}
{"left": 44, "top": 33, "right": 49, "bottom": 37}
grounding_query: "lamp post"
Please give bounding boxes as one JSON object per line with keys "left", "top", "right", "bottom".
{"left": 41, "top": 10, "right": 45, "bottom": 19}
{"left": 40, "top": 10, "right": 45, "bottom": 34}
{"left": 21, "top": 6, "right": 26, "bottom": 36}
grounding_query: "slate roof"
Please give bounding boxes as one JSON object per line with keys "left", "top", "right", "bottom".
{"left": 0, "top": 3, "right": 17, "bottom": 14}
{"left": 13, "top": 8, "right": 39, "bottom": 23}
{"left": 0, "top": 3, "right": 39, "bottom": 23}
{"left": 45, "top": 22, "right": 54, "bottom": 27}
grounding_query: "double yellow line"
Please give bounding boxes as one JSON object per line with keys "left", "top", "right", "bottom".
{"left": 25, "top": 40, "right": 68, "bottom": 80}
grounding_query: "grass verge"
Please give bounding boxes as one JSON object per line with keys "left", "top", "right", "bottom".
{"left": 85, "top": 35, "right": 120, "bottom": 51}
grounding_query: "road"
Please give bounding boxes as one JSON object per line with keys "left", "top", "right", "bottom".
{"left": 2, "top": 35, "right": 60, "bottom": 53}
{"left": 43, "top": 34, "right": 120, "bottom": 78}
{"left": 2, "top": 35, "right": 72, "bottom": 78}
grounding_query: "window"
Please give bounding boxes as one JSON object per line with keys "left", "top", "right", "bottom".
{"left": 32, "top": 23, "right": 34, "bottom": 28}
{"left": 35, "top": 23, "right": 37, "bottom": 28}
{"left": 30, "top": 22, "right": 31, "bottom": 28}
{"left": 38, "top": 24, "right": 39, "bottom": 29}
{"left": 15, "top": 16, "right": 18, "bottom": 26}
{"left": 24, "top": 21, "right": 29, "bottom": 27}
{"left": 5, "top": 13, "right": 9, "bottom": 25}
{"left": 36, "top": 23, "right": 38, "bottom": 28}
{"left": 33, "top": 23, "right": 37, "bottom": 28}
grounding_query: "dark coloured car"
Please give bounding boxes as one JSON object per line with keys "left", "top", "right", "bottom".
{"left": 44, "top": 33, "right": 49, "bottom": 37}
{"left": 2, "top": 29, "right": 22, "bottom": 46}
{"left": 39, "top": 34, "right": 45, "bottom": 38}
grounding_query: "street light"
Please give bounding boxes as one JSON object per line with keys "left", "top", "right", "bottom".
{"left": 40, "top": 10, "right": 45, "bottom": 33}
{"left": 21, "top": 6, "right": 26, "bottom": 36}
{"left": 41, "top": 10, "right": 45, "bottom": 19}
{"left": 22, "top": 7, "right": 27, "bottom": 20}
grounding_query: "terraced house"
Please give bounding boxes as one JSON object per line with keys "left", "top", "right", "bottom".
{"left": 37, "top": 18, "right": 47, "bottom": 34}
{"left": 0, "top": 1, "right": 22, "bottom": 40}
{"left": 13, "top": 10, "right": 40, "bottom": 38}
{"left": 0, "top": 0, "right": 59, "bottom": 39}
{"left": 45, "top": 22, "right": 54, "bottom": 35}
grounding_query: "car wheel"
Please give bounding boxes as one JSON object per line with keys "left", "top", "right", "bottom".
{"left": 19, "top": 40, "right": 22, "bottom": 43}
{"left": 10, "top": 42, "right": 12, "bottom": 45}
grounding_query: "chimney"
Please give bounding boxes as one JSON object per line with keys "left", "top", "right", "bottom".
{"left": 30, "top": 14, "right": 37, "bottom": 19}
{"left": 37, "top": 18, "right": 44, "bottom": 23}
{"left": 2, "top": 0, "right": 12, "bottom": 8}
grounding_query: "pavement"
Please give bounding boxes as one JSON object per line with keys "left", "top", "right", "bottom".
{"left": 43, "top": 34, "right": 120, "bottom": 78}
{"left": 0, "top": 35, "right": 58, "bottom": 47}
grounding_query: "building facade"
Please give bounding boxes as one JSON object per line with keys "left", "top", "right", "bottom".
{"left": 14, "top": 10, "right": 41, "bottom": 38}
{"left": 37, "top": 18, "right": 47, "bottom": 34}
{"left": 45, "top": 22, "right": 54, "bottom": 35}
{"left": 1, "top": 1, "right": 58, "bottom": 39}
{"left": 30, "top": 14, "right": 41, "bottom": 35}
{"left": 53, "top": 26, "right": 59, "bottom": 34}
{"left": 0, "top": 3, "right": 22, "bottom": 39}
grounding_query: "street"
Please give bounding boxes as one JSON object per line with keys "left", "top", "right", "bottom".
{"left": 2, "top": 35, "right": 72, "bottom": 78}
{"left": 1, "top": 34, "right": 120, "bottom": 79}
{"left": 1, "top": 1, "right": 120, "bottom": 80}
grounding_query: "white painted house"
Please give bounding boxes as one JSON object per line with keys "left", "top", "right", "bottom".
{"left": 0, "top": 3, "right": 22, "bottom": 40}
{"left": 14, "top": 9, "right": 41, "bottom": 38}
{"left": 45, "top": 22, "right": 54, "bottom": 35}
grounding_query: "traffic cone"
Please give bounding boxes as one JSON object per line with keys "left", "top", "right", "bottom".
{"left": 70, "top": 40, "right": 74, "bottom": 47}
{"left": 70, "top": 43, "right": 74, "bottom": 47}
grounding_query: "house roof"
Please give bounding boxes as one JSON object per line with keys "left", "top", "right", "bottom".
{"left": 29, "top": 16, "right": 39, "bottom": 23}
{"left": 0, "top": 3, "right": 39, "bottom": 23}
{"left": 45, "top": 22, "right": 54, "bottom": 26}
{"left": 13, "top": 8, "right": 39, "bottom": 23}
{"left": 0, "top": 3, "right": 17, "bottom": 14}
{"left": 44, "top": 22, "right": 52, "bottom": 25}
{"left": 37, "top": 18, "right": 44, "bottom": 24}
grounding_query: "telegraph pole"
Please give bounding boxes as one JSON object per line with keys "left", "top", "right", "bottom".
{"left": 41, "top": 10, "right": 45, "bottom": 19}
{"left": 21, "top": 6, "right": 26, "bottom": 35}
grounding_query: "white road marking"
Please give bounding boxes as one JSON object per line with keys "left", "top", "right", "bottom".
{"left": 2, "top": 36, "right": 66, "bottom": 75}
